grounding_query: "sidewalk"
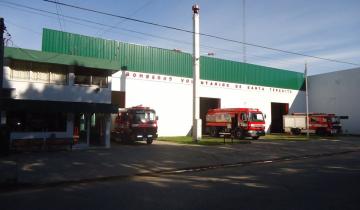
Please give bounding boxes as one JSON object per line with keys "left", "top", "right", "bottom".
{"left": 1, "top": 137, "right": 360, "bottom": 188}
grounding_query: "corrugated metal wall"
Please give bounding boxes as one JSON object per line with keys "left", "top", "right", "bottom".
{"left": 42, "top": 28, "right": 304, "bottom": 90}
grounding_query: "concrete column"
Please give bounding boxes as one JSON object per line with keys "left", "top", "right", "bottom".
{"left": 105, "top": 113, "right": 111, "bottom": 148}
{"left": 192, "top": 4, "right": 201, "bottom": 141}
{"left": 86, "top": 114, "right": 90, "bottom": 146}
{"left": 67, "top": 113, "right": 74, "bottom": 138}
{"left": 68, "top": 66, "right": 75, "bottom": 86}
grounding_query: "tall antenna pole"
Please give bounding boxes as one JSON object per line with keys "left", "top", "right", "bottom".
{"left": 192, "top": 5, "right": 201, "bottom": 142}
{"left": 242, "top": 0, "right": 246, "bottom": 63}
{"left": 305, "top": 62, "right": 310, "bottom": 138}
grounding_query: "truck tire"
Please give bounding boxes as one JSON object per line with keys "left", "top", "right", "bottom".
{"left": 316, "top": 128, "right": 327, "bottom": 136}
{"left": 252, "top": 136, "right": 259, "bottom": 140}
{"left": 290, "top": 128, "right": 301, "bottom": 135}
{"left": 210, "top": 127, "right": 219, "bottom": 137}
{"left": 235, "top": 129, "right": 245, "bottom": 140}
{"left": 146, "top": 138, "right": 153, "bottom": 145}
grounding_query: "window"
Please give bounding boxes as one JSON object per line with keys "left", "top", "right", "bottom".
{"left": 132, "top": 110, "right": 156, "bottom": 123}
{"left": 74, "top": 75, "right": 91, "bottom": 85}
{"left": 10, "top": 60, "right": 68, "bottom": 84}
{"left": 50, "top": 66, "right": 68, "bottom": 84}
{"left": 10, "top": 60, "right": 30, "bottom": 80}
{"left": 249, "top": 113, "right": 264, "bottom": 122}
{"left": 7, "top": 112, "right": 67, "bottom": 132}
{"left": 240, "top": 113, "right": 247, "bottom": 121}
{"left": 74, "top": 67, "right": 108, "bottom": 87}
{"left": 92, "top": 76, "right": 108, "bottom": 88}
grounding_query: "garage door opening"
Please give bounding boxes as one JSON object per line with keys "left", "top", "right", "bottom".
{"left": 200, "top": 97, "right": 221, "bottom": 134}
{"left": 270, "top": 102, "right": 289, "bottom": 133}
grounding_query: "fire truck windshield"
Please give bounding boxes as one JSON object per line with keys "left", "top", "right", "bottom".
{"left": 249, "top": 113, "right": 264, "bottom": 122}
{"left": 330, "top": 117, "right": 340, "bottom": 124}
{"left": 133, "top": 110, "right": 156, "bottom": 123}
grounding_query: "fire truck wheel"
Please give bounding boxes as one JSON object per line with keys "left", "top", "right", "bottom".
{"left": 316, "top": 128, "right": 327, "bottom": 136}
{"left": 235, "top": 129, "right": 245, "bottom": 140}
{"left": 210, "top": 127, "right": 219, "bottom": 137}
{"left": 252, "top": 136, "right": 259, "bottom": 140}
{"left": 146, "top": 138, "right": 153, "bottom": 145}
{"left": 290, "top": 128, "right": 301, "bottom": 135}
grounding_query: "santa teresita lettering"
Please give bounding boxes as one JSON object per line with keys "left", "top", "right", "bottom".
{"left": 124, "top": 71, "right": 292, "bottom": 94}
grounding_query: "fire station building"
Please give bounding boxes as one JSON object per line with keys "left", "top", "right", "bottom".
{"left": 309, "top": 68, "right": 360, "bottom": 134}
{"left": 1, "top": 28, "right": 311, "bottom": 148}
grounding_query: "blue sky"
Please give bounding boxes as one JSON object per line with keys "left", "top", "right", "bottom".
{"left": 1, "top": 0, "right": 359, "bottom": 75}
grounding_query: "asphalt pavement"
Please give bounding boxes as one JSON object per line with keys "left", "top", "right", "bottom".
{"left": 1, "top": 136, "right": 360, "bottom": 189}
{"left": 1, "top": 147, "right": 360, "bottom": 210}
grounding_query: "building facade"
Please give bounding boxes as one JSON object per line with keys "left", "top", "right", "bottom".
{"left": 1, "top": 28, "right": 309, "bottom": 148}
{"left": 41, "top": 28, "right": 306, "bottom": 136}
{"left": 309, "top": 68, "right": 360, "bottom": 134}
{"left": 1, "top": 47, "right": 118, "bottom": 148}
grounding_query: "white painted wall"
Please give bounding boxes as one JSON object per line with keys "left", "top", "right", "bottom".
{"left": 309, "top": 68, "right": 360, "bottom": 134}
{"left": 3, "top": 66, "right": 112, "bottom": 103}
{"left": 112, "top": 70, "right": 305, "bottom": 136}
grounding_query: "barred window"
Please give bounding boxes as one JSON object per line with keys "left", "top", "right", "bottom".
{"left": 30, "top": 63, "right": 49, "bottom": 82}
{"left": 10, "top": 60, "right": 30, "bottom": 80}
{"left": 50, "top": 66, "right": 68, "bottom": 85}
{"left": 74, "top": 67, "right": 108, "bottom": 88}
{"left": 74, "top": 75, "right": 91, "bottom": 85}
{"left": 10, "top": 60, "right": 68, "bottom": 84}
{"left": 31, "top": 70, "right": 50, "bottom": 82}
{"left": 92, "top": 75, "right": 108, "bottom": 88}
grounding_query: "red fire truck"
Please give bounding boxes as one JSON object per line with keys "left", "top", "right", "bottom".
{"left": 206, "top": 108, "right": 266, "bottom": 140}
{"left": 111, "top": 105, "right": 158, "bottom": 144}
{"left": 283, "top": 113, "right": 345, "bottom": 136}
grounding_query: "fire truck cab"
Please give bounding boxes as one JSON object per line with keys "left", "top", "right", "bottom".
{"left": 112, "top": 106, "right": 158, "bottom": 144}
{"left": 206, "top": 108, "right": 266, "bottom": 140}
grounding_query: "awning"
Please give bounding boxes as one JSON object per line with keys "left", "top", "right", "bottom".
{"left": 0, "top": 99, "right": 118, "bottom": 113}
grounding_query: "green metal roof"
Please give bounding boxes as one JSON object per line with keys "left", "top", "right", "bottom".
{"left": 40, "top": 28, "right": 304, "bottom": 90}
{"left": 4, "top": 47, "right": 121, "bottom": 71}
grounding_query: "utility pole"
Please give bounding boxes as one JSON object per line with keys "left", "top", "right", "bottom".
{"left": 305, "top": 62, "right": 310, "bottom": 138}
{"left": 242, "top": 0, "right": 246, "bottom": 63}
{"left": 192, "top": 5, "right": 201, "bottom": 142}
{"left": 0, "top": 17, "right": 5, "bottom": 125}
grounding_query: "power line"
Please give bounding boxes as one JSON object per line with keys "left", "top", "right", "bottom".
{"left": 1, "top": 1, "right": 357, "bottom": 70}
{"left": 54, "top": 0, "right": 64, "bottom": 31}
{"left": 97, "top": 0, "right": 156, "bottom": 37}
{"left": 0, "top": 2, "right": 337, "bottom": 71}
{"left": 0, "top": 3, "right": 231, "bottom": 56}
{"left": 43, "top": 0, "right": 360, "bottom": 66}
{"left": 4, "top": 19, "right": 42, "bottom": 36}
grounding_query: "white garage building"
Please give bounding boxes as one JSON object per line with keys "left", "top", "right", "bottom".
{"left": 1, "top": 28, "right": 310, "bottom": 148}
{"left": 309, "top": 68, "right": 360, "bottom": 135}
{"left": 41, "top": 29, "right": 306, "bottom": 136}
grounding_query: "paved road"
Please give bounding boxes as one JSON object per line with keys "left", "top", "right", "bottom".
{"left": 1, "top": 150, "right": 359, "bottom": 210}
{"left": 2, "top": 137, "right": 360, "bottom": 185}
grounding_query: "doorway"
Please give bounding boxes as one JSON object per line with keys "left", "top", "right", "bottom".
{"left": 74, "top": 113, "right": 106, "bottom": 146}
{"left": 200, "top": 97, "right": 221, "bottom": 134}
{"left": 89, "top": 113, "right": 106, "bottom": 146}
{"left": 270, "top": 102, "right": 289, "bottom": 133}
{"left": 74, "top": 113, "right": 88, "bottom": 145}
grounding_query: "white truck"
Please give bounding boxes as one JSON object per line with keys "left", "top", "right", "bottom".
{"left": 283, "top": 115, "right": 307, "bottom": 135}
{"left": 283, "top": 113, "right": 345, "bottom": 135}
